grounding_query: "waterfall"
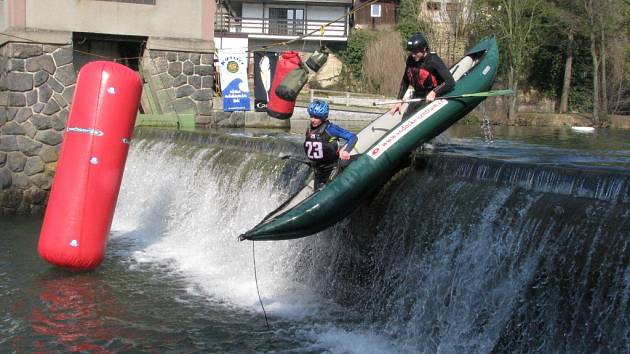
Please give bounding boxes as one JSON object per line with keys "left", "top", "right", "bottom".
{"left": 110, "top": 129, "right": 629, "bottom": 353}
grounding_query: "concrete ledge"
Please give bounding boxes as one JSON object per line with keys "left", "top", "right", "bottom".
{"left": 136, "top": 113, "right": 196, "bottom": 129}
{"left": 212, "top": 111, "right": 290, "bottom": 128}
{"left": 0, "top": 29, "right": 72, "bottom": 46}
{"left": 244, "top": 112, "right": 291, "bottom": 128}
{"left": 147, "top": 37, "right": 215, "bottom": 53}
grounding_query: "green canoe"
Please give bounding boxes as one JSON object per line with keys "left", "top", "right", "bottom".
{"left": 239, "top": 37, "right": 499, "bottom": 241}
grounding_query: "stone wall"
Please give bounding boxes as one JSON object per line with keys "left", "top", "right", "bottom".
{"left": 0, "top": 37, "right": 217, "bottom": 214}
{"left": 141, "top": 49, "right": 214, "bottom": 125}
{"left": 0, "top": 42, "right": 75, "bottom": 214}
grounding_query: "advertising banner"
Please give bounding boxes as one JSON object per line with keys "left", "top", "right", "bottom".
{"left": 253, "top": 51, "right": 279, "bottom": 112}
{"left": 218, "top": 51, "right": 250, "bottom": 112}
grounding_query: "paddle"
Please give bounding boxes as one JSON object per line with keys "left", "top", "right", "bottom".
{"left": 280, "top": 154, "right": 313, "bottom": 166}
{"left": 372, "top": 89, "right": 514, "bottom": 106}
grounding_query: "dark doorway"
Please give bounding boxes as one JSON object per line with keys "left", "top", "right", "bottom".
{"left": 72, "top": 32, "right": 147, "bottom": 72}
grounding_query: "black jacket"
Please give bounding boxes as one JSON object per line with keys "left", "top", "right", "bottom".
{"left": 397, "top": 53, "right": 455, "bottom": 99}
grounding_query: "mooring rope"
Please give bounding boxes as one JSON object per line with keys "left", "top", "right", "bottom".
{"left": 252, "top": 241, "right": 270, "bottom": 329}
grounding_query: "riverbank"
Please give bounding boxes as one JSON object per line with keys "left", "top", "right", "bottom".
{"left": 211, "top": 96, "right": 630, "bottom": 129}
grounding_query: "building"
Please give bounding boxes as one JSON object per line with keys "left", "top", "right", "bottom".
{"left": 353, "top": 0, "right": 471, "bottom": 65}
{"left": 0, "top": 0, "right": 216, "bottom": 214}
{"left": 215, "top": 0, "right": 352, "bottom": 53}
{"left": 352, "top": 0, "right": 399, "bottom": 30}
{"left": 418, "top": 0, "right": 471, "bottom": 64}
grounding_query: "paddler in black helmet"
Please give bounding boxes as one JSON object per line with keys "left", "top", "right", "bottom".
{"left": 389, "top": 33, "right": 455, "bottom": 118}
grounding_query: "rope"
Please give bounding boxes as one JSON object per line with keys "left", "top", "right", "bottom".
{"left": 219, "top": 0, "right": 381, "bottom": 54}
{"left": 252, "top": 241, "right": 270, "bottom": 329}
{"left": 2, "top": 0, "right": 380, "bottom": 60}
{"left": 0, "top": 32, "right": 113, "bottom": 60}
{"left": 2, "top": 32, "right": 186, "bottom": 128}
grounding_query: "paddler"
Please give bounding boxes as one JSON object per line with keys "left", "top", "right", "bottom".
{"left": 389, "top": 33, "right": 455, "bottom": 118}
{"left": 304, "top": 100, "right": 358, "bottom": 191}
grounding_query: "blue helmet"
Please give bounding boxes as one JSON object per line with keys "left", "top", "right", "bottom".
{"left": 307, "top": 100, "right": 329, "bottom": 120}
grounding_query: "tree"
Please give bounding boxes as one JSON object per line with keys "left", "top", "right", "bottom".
{"left": 472, "top": 0, "right": 544, "bottom": 121}
{"left": 600, "top": 0, "right": 630, "bottom": 116}
{"left": 337, "top": 29, "right": 379, "bottom": 91}
{"left": 582, "top": 0, "right": 603, "bottom": 125}
{"left": 546, "top": 0, "right": 585, "bottom": 113}
{"left": 578, "top": 0, "right": 630, "bottom": 125}
{"left": 397, "top": 0, "right": 428, "bottom": 42}
{"left": 445, "top": 0, "right": 475, "bottom": 64}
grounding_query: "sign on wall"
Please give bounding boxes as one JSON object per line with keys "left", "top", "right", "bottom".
{"left": 253, "top": 51, "right": 278, "bottom": 112}
{"left": 218, "top": 51, "right": 250, "bottom": 112}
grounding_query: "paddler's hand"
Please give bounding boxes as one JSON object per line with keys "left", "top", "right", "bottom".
{"left": 339, "top": 150, "right": 350, "bottom": 161}
{"left": 388, "top": 102, "right": 402, "bottom": 115}
{"left": 426, "top": 91, "right": 437, "bottom": 102}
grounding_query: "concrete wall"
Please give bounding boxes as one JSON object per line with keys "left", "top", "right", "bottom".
{"left": 24, "top": 0, "right": 213, "bottom": 40}
{"left": 0, "top": 0, "right": 8, "bottom": 32}
{"left": 214, "top": 35, "right": 249, "bottom": 50}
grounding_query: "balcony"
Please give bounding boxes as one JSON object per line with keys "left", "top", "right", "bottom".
{"left": 215, "top": 16, "right": 348, "bottom": 39}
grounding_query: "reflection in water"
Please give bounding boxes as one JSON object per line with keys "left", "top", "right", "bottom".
{"left": 28, "top": 272, "right": 127, "bottom": 353}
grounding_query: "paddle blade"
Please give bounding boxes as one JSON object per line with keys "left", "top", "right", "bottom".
{"left": 463, "top": 89, "right": 513, "bottom": 97}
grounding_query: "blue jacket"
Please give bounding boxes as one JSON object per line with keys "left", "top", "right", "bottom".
{"left": 323, "top": 122, "right": 357, "bottom": 153}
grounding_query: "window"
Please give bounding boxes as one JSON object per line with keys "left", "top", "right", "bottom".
{"left": 95, "top": 0, "right": 156, "bottom": 4}
{"left": 268, "top": 8, "right": 304, "bottom": 35}
{"left": 371, "top": 4, "right": 381, "bottom": 17}
{"left": 427, "top": 2, "right": 441, "bottom": 11}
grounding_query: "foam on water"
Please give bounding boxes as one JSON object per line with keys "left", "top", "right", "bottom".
{"left": 110, "top": 140, "right": 399, "bottom": 353}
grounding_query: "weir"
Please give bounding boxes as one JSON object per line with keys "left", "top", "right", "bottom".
{"left": 114, "top": 128, "right": 629, "bottom": 353}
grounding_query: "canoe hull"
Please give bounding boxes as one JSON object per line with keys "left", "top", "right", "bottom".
{"left": 241, "top": 37, "right": 499, "bottom": 241}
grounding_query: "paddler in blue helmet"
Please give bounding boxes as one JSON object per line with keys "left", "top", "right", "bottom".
{"left": 304, "top": 100, "right": 358, "bottom": 191}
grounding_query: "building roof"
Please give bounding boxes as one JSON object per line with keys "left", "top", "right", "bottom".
{"left": 232, "top": 0, "right": 353, "bottom": 4}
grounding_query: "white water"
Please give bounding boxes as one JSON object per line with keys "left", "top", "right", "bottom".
{"left": 110, "top": 140, "right": 401, "bottom": 353}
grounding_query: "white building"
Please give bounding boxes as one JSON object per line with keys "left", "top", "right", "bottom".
{"left": 215, "top": 0, "right": 352, "bottom": 52}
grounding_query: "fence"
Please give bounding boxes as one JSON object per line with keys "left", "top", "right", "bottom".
{"left": 307, "top": 89, "right": 387, "bottom": 108}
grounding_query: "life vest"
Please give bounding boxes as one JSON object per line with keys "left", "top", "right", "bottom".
{"left": 304, "top": 122, "right": 338, "bottom": 164}
{"left": 405, "top": 61, "right": 438, "bottom": 95}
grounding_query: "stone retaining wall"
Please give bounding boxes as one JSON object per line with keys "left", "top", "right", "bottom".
{"left": 142, "top": 49, "right": 214, "bottom": 125}
{"left": 0, "top": 42, "right": 75, "bottom": 214}
{"left": 1, "top": 37, "right": 217, "bottom": 214}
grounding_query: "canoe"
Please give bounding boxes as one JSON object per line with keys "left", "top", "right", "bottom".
{"left": 239, "top": 36, "right": 500, "bottom": 241}
{"left": 571, "top": 126, "right": 595, "bottom": 133}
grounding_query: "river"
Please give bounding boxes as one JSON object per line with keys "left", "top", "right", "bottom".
{"left": 1, "top": 124, "right": 629, "bottom": 353}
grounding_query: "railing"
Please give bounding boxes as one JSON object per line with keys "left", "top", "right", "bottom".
{"left": 308, "top": 89, "right": 386, "bottom": 108}
{"left": 215, "top": 16, "right": 348, "bottom": 38}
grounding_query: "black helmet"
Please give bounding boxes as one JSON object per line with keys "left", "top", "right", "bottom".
{"left": 406, "top": 34, "right": 428, "bottom": 52}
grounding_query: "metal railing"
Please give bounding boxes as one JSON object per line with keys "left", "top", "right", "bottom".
{"left": 215, "top": 16, "right": 348, "bottom": 38}
{"left": 308, "top": 89, "right": 386, "bottom": 108}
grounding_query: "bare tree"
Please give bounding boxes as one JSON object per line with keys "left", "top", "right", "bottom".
{"left": 474, "top": 0, "right": 543, "bottom": 120}
{"left": 560, "top": 30, "right": 574, "bottom": 113}
{"left": 445, "top": 0, "right": 475, "bottom": 64}
{"left": 362, "top": 31, "right": 406, "bottom": 96}
{"left": 582, "top": 0, "right": 603, "bottom": 125}
{"left": 599, "top": 0, "right": 608, "bottom": 122}
{"left": 548, "top": 1, "right": 585, "bottom": 113}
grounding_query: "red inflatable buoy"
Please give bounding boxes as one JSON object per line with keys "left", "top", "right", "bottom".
{"left": 267, "top": 51, "right": 301, "bottom": 119}
{"left": 38, "top": 61, "right": 142, "bottom": 271}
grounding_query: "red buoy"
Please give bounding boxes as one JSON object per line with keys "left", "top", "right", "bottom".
{"left": 267, "top": 51, "right": 301, "bottom": 119}
{"left": 38, "top": 61, "right": 142, "bottom": 271}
